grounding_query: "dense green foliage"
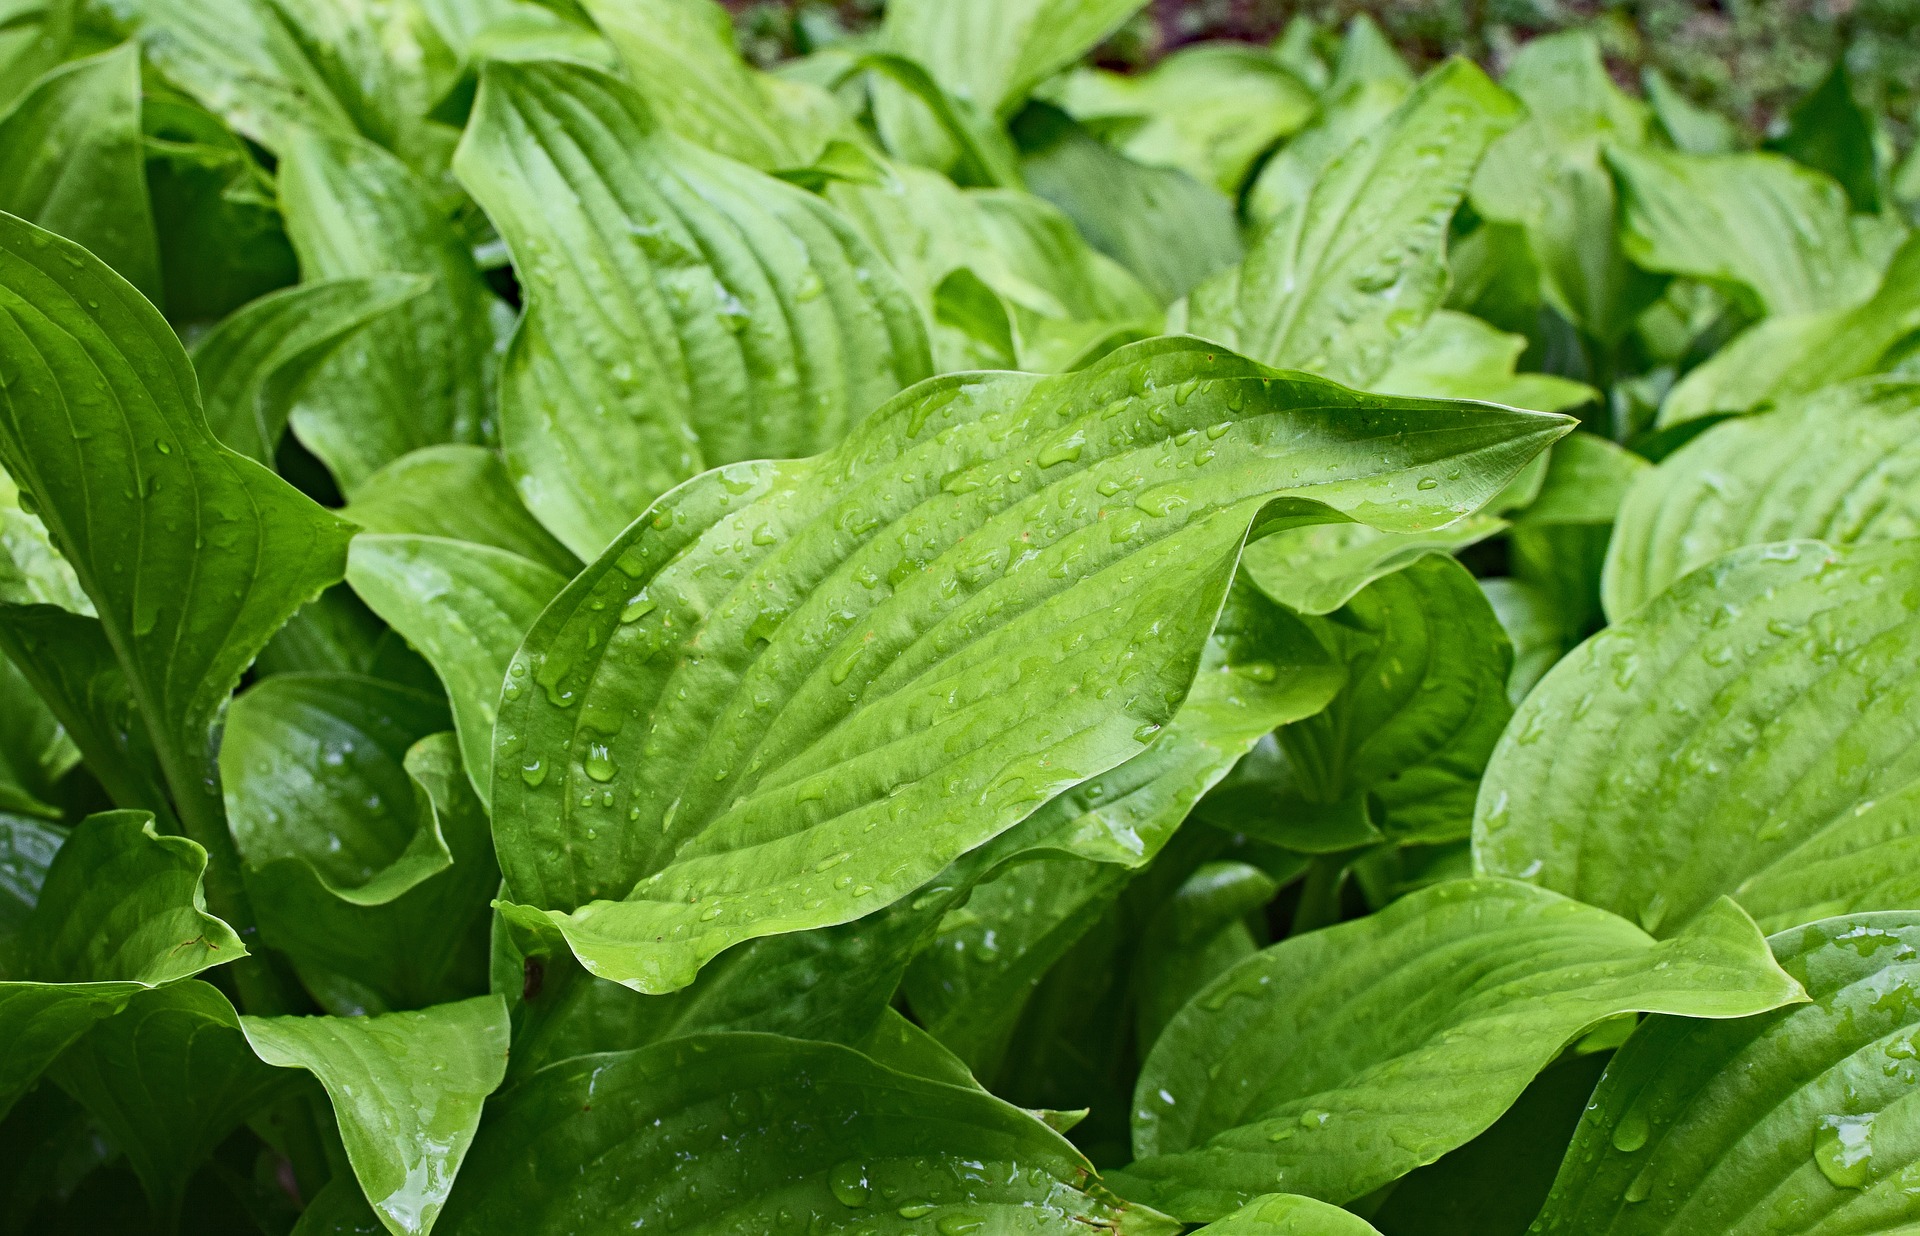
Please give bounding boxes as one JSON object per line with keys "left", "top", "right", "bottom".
{"left": 1, "top": 2, "right": 1918, "bottom": 1232}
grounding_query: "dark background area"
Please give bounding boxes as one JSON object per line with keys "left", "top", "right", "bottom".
{"left": 723, "top": 0, "right": 1920, "bottom": 143}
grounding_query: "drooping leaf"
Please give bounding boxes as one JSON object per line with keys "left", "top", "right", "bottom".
{"left": 1237, "top": 515, "right": 1508, "bottom": 618}
{"left": 1195, "top": 1194, "right": 1383, "bottom": 1234}
{"left": 1608, "top": 145, "right": 1885, "bottom": 315}
{"left": 1049, "top": 43, "right": 1317, "bottom": 194}
{"left": 1658, "top": 235, "right": 1920, "bottom": 424}
{"left": 0, "top": 811, "right": 243, "bottom": 1120}
{"left": 346, "top": 534, "right": 567, "bottom": 801}
{"left": 343, "top": 445, "right": 581, "bottom": 577}
{"left": 453, "top": 58, "right": 934, "bottom": 559}
{"left": 1532, "top": 913, "right": 1920, "bottom": 1232}
{"left": 0, "top": 211, "right": 355, "bottom": 912}
{"left": 47, "top": 980, "right": 294, "bottom": 1226}
{"left": 1477, "top": 538, "right": 1920, "bottom": 938}
{"left": 1606, "top": 378, "right": 1920, "bottom": 619}
{"left": 1110, "top": 880, "right": 1802, "bottom": 1220}
{"left": 883, "top": 0, "right": 1149, "bottom": 121}
{"left": 1766, "top": 58, "right": 1880, "bottom": 213}
{"left": 488, "top": 336, "right": 1568, "bottom": 994}
{"left": 437, "top": 1032, "right": 1178, "bottom": 1235}
{"left": 240, "top": 994, "right": 510, "bottom": 1236}
{"left": 1212, "top": 556, "right": 1512, "bottom": 850}
{"left": 1189, "top": 58, "right": 1521, "bottom": 388}
{"left": 0, "top": 43, "right": 160, "bottom": 302}
{"left": 278, "top": 127, "right": 502, "bottom": 493}
{"left": 190, "top": 273, "right": 430, "bottom": 465}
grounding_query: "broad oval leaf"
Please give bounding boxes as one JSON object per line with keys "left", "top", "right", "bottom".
{"left": 1604, "top": 378, "right": 1920, "bottom": 619}
{"left": 437, "top": 1031, "right": 1178, "bottom": 1235}
{"left": 1533, "top": 913, "right": 1920, "bottom": 1233}
{"left": 1196, "top": 1194, "right": 1383, "bottom": 1234}
{"left": 1478, "top": 539, "right": 1920, "bottom": 937}
{"left": 1111, "top": 879, "right": 1802, "bottom": 1221}
{"left": 489, "top": 337, "right": 1569, "bottom": 993}
{"left": 453, "top": 57, "right": 933, "bottom": 560}
{"left": 241, "top": 994, "right": 511, "bottom": 1236}
{"left": 1188, "top": 58, "right": 1521, "bottom": 389}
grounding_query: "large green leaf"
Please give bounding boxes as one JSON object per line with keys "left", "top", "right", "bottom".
{"left": 437, "top": 1032, "right": 1178, "bottom": 1235}
{"left": 1532, "top": 912, "right": 1920, "bottom": 1232}
{"left": 1478, "top": 538, "right": 1920, "bottom": 938}
{"left": 1605, "top": 378, "right": 1920, "bottom": 619}
{"left": 1050, "top": 43, "right": 1317, "bottom": 194}
{"left": 1110, "top": 879, "right": 1802, "bottom": 1220}
{"left": 1214, "top": 555, "right": 1512, "bottom": 850}
{"left": 0, "top": 811, "right": 60, "bottom": 951}
{"left": 278, "top": 127, "right": 502, "bottom": 494}
{"left": 1188, "top": 58, "right": 1521, "bottom": 388}
{"left": 0, "top": 43, "right": 159, "bottom": 303}
{"left": 0, "top": 211, "right": 354, "bottom": 929}
{"left": 48, "top": 979, "right": 294, "bottom": 1226}
{"left": 343, "top": 445, "right": 581, "bottom": 577}
{"left": 1608, "top": 145, "right": 1886, "bottom": 315}
{"left": 240, "top": 994, "right": 510, "bottom": 1236}
{"left": 488, "top": 336, "right": 1568, "bottom": 993}
{"left": 454, "top": 58, "right": 933, "bottom": 560}
{"left": 1658, "top": 235, "right": 1920, "bottom": 425}
{"left": 0, "top": 810, "right": 242, "bottom": 1120}
{"left": 190, "top": 274, "right": 429, "bottom": 465}
{"left": 1469, "top": 31, "right": 1659, "bottom": 343}
{"left": 346, "top": 534, "right": 567, "bottom": 802}
{"left": 883, "top": 0, "right": 1148, "bottom": 120}
{"left": 1196, "top": 1194, "right": 1383, "bottom": 1234}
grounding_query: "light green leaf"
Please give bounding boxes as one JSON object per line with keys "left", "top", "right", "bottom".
{"left": 346, "top": 534, "right": 567, "bottom": 802}
{"left": 1238, "top": 514, "right": 1508, "bottom": 618}
{"left": 1606, "top": 378, "right": 1920, "bottom": 619}
{"left": 0, "top": 43, "right": 159, "bottom": 302}
{"left": 1016, "top": 105, "right": 1241, "bottom": 305}
{"left": 292, "top": 1177, "right": 389, "bottom": 1236}
{"left": 1642, "top": 67, "right": 1740, "bottom": 156}
{"left": 345, "top": 445, "right": 581, "bottom": 576}
{"left": 489, "top": 336, "right": 1568, "bottom": 993}
{"left": 1533, "top": 913, "right": 1920, "bottom": 1232}
{"left": 279, "top": 127, "right": 502, "bottom": 493}
{"left": 1244, "top": 51, "right": 1412, "bottom": 229}
{"left": 1658, "top": 234, "right": 1920, "bottom": 425}
{"left": 1372, "top": 310, "right": 1595, "bottom": 414}
{"left": 0, "top": 812, "right": 60, "bottom": 954}
{"left": 190, "top": 273, "right": 430, "bottom": 465}
{"left": 1215, "top": 555, "right": 1512, "bottom": 849}
{"left": 454, "top": 58, "right": 933, "bottom": 559}
{"left": 0, "top": 461, "right": 88, "bottom": 613}
{"left": 1132, "top": 860, "right": 1277, "bottom": 1052}
{"left": 1189, "top": 58, "right": 1522, "bottom": 388}
{"left": 1050, "top": 44, "right": 1316, "bottom": 194}
{"left": 1111, "top": 880, "right": 1803, "bottom": 1220}
{"left": 0, "top": 810, "right": 243, "bottom": 1119}
{"left": 1608, "top": 145, "right": 1885, "bottom": 315}
{"left": 437, "top": 1032, "right": 1178, "bottom": 1234}
{"left": 1196, "top": 1194, "right": 1383, "bottom": 1234}
{"left": 1478, "top": 538, "right": 1920, "bottom": 937}
{"left": 241, "top": 994, "right": 510, "bottom": 1236}
{"left": 1517, "top": 432, "right": 1649, "bottom": 528}
{"left": 883, "top": 0, "right": 1149, "bottom": 120}
{"left": 1481, "top": 576, "right": 1567, "bottom": 703}
{"left": 1469, "top": 31, "right": 1659, "bottom": 343}
{"left": 48, "top": 979, "right": 294, "bottom": 1226}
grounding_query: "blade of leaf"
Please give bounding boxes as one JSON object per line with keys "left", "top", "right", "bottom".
{"left": 0, "top": 648, "right": 75, "bottom": 818}
{"left": 1194, "top": 1193, "right": 1384, "bottom": 1234}
{"left": 883, "top": 0, "right": 1149, "bottom": 121}
{"left": 344, "top": 445, "right": 581, "bottom": 577}
{"left": 1110, "top": 880, "right": 1802, "bottom": 1220}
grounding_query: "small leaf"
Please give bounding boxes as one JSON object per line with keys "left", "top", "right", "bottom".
{"left": 241, "top": 994, "right": 511, "bottom": 1236}
{"left": 1533, "top": 913, "right": 1920, "bottom": 1232}
{"left": 1478, "top": 538, "right": 1920, "bottom": 938}
{"left": 0, "top": 650, "right": 76, "bottom": 819}
{"left": 345, "top": 445, "right": 583, "bottom": 577}
{"left": 1766, "top": 58, "right": 1880, "bottom": 213}
{"left": 1238, "top": 514, "right": 1508, "bottom": 618}
{"left": 1194, "top": 1193, "right": 1383, "bottom": 1234}
{"left": 1641, "top": 67, "right": 1740, "bottom": 156}
{"left": 1372, "top": 310, "right": 1595, "bottom": 414}
{"left": 884, "top": 0, "right": 1150, "bottom": 120}
{"left": 436, "top": 1031, "right": 1179, "bottom": 1235}
{"left": 1111, "top": 880, "right": 1802, "bottom": 1220}
{"left": 1516, "top": 432, "right": 1648, "bottom": 528}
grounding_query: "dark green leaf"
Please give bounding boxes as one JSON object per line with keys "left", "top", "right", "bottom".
{"left": 489, "top": 336, "right": 1567, "bottom": 993}
{"left": 1111, "top": 880, "right": 1801, "bottom": 1220}
{"left": 1766, "top": 59, "right": 1880, "bottom": 213}
{"left": 0, "top": 650, "right": 74, "bottom": 818}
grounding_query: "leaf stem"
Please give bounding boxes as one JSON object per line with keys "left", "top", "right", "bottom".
{"left": 1291, "top": 854, "right": 1351, "bottom": 936}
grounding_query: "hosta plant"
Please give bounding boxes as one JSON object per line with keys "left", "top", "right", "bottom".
{"left": 2, "top": 1, "right": 1918, "bottom": 1233}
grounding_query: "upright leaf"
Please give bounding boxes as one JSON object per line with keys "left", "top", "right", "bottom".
{"left": 278, "top": 128, "right": 501, "bottom": 493}
{"left": 454, "top": 59, "right": 933, "bottom": 559}
{"left": 1478, "top": 539, "right": 1920, "bottom": 937}
{"left": 343, "top": 445, "right": 580, "bottom": 577}
{"left": 0, "top": 650, "right": 74, "bottom": 818}
{"left": 883, "top": 0, "right": 1149, "bottom": 120}
{"left": 0, "top": 43, "right": 160, "bottom": 302}
{"left": 0, "top": 212, "right": 354, "bottom": 929}
{"left": 489, "top": 337, "right": 1567, "bottom": 993}
{"left": 241, "top": 995, "right": 510, "bottom": 1236}
{"left": 1533, "top": 913, "right": 1920, "bottom": 1232}
{"left": 1767, "top": 59, "right": 1880, "bottom": 213}
{"left": 1111, "top": 880, "right": 1801, "bottom": 1220}
{"left": 436, "top": 1032, "right": 1177, "bottom": 1235}
{"left": 1188, "top": 59, "right": 1521, "bottom": 388}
